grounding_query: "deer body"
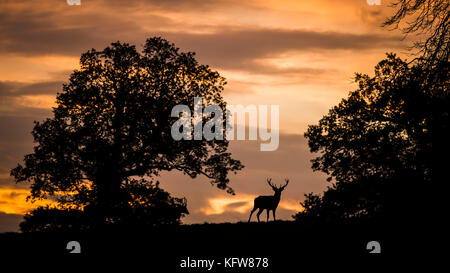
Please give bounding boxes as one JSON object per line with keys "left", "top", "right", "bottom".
{"left": 248, "top": 178, "right": 289, "bottom": 222}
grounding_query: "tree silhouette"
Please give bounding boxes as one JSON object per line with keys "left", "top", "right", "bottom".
{"left": 11, "top": 37, "right": 243, "bottom": 230}
{"left": 294, "top": 0, "right": 449, "bottom": 224}
{"left": 19, "top": 180, "right": 188, "bottom": 232}
{"left": 294, "top": 54, "right": 448, "bottom": 223}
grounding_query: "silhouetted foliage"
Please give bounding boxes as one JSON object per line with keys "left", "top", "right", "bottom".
{"left": 19, "top": 207, "right": 88, "bottom": 233}
{"left": 295, "top": 0, "right": 449, "bottom": 225}
{"left": 294, "top": 54, "right": 449, "bottom": 223}
{"left": 11, "top": 37, "right": 243, "bottom": 230}
{"left": 20, "top": 181, "right": 187, "bottom": 232}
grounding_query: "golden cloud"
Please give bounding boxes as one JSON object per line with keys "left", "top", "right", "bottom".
{"left": 0, "top": 188, "right": 53, "bottom": 215}
{"left": 201, "top": 194, "right": 302, "bottom": 215}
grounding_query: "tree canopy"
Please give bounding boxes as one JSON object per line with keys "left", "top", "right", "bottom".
{"left": 294, "top": 53, "right": 448, "bottom": 223}
{"left": 294, "top": 1, "right": 449, "bottom": 223}
{"left": 11, "top": 37, "right": 243, "bottom": 230}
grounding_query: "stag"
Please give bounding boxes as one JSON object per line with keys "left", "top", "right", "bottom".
{"left": 248, "top": 178, "right": 289, "bottom": 222}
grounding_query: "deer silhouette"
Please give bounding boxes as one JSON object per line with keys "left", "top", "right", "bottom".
{"left": 248, "top": 178, "right": 289, "bottom": 222}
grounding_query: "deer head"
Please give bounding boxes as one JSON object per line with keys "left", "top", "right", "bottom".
{"left": 267, "top": 178, "right": 289, "bottom": 197}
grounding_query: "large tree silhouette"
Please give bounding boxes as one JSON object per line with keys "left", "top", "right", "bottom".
{"left": 11, "top": 37, "right": 243, "bottom": 230}
{"left": 294, "top": 54, "right": 448, "bottom": 223}
{"left": 294, "top": 1, "right": 449, "bottom": 224}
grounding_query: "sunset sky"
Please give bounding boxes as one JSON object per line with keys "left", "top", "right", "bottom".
{"left": 0, "top": 0, "right": 410, "bottom": 232}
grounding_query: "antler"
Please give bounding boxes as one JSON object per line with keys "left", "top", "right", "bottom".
{"left": 267, "top": 178, "right": 275, "bottom": 188}
{"left": 281, "top": 179, "right": 289, "bottom": 190}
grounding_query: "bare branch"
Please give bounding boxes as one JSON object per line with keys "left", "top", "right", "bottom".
{"left": 384, "top": 0, "right": 449, "bottom": 66}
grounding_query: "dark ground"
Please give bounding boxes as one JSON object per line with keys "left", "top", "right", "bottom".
{"left": 0, "top": 220, "right": 439, "bottom": 270}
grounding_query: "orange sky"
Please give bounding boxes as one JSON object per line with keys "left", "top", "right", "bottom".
{"left": 0, "top": 0, "right": 410, "bottom": 231}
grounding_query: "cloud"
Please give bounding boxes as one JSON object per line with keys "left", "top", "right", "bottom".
{"left": 0, "top": 211, "right": 22, "bottom": 233}
{"left": 0, "top": 79, "right": 59, "bottom": 118}
{"left": 0, "top": 188, "right": 53, "bottom": 215}
{"left": 185, "top": 207, "right": 298, "bottom": 224}
{"left": 0, "top": 114, "right": 37, "bottom": 135}
{"left": 0, "top": 116, "right": 43, "bottom": 189}
{"left": 0, "top": 81, "right": 63, "bottom": 97}
{"left": 0, "top": 1, "right": 174, "bottom": 57}
{"left": 0, "top": 0, "right": 404, "bottom": 78}
{"left": 224, "top": 79, "right": 257, "bottom": 94}
{"left": 359, "top": 3, "right": 394, "bottom": 29}
{"left": 199, "top": 193, "right": 302, "bottom": 218}
{"left": 0, "top": 12, "right": 404, "bottom": 59}
{"left": 222, "top": 62, "right": 344, "bottom": 86}
{"left": 0, "top": 104, "right": 52, "bottom": 118}
{"left": 163, "top": 28, "right": 404, "bottom": 70}
{"left": 105, "top": 0, "right": 252, "bottom": 11}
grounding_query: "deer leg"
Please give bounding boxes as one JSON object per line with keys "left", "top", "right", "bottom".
{"left": 266, "top": 209, "right": 270, "bottom": 222}
{"left": 256, "top": 208, "right": 263, "bottom": 222}
{"left": 273, "top": 209, "right": 276, "bottom": 221}
{"left": 248, "top": 208, "right": 257, "bottom": 222}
